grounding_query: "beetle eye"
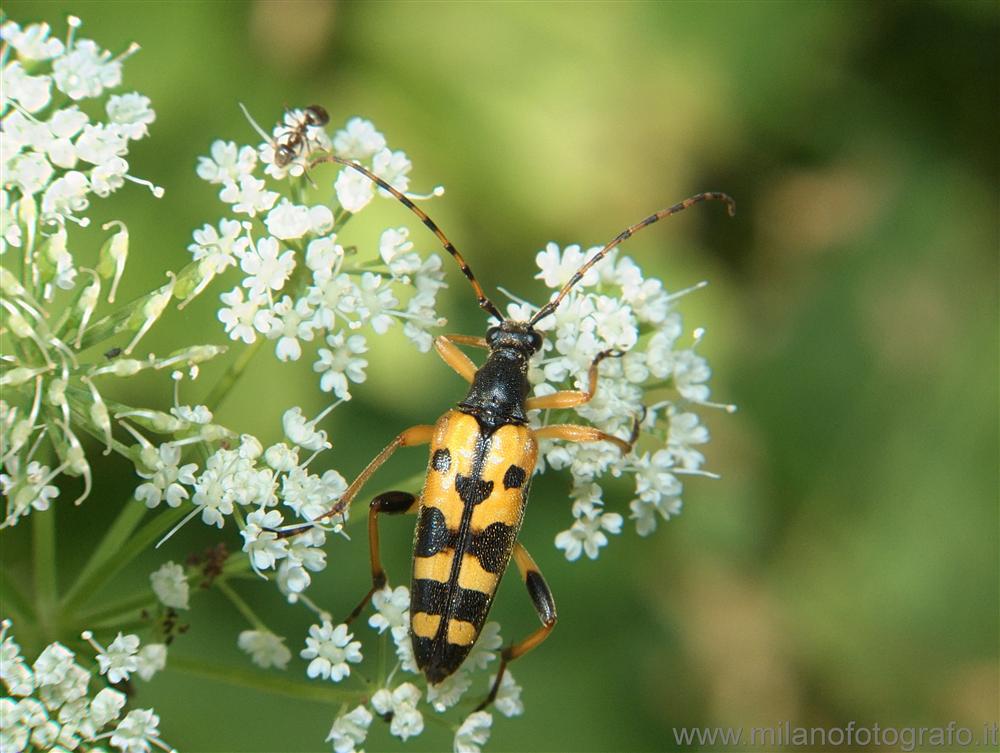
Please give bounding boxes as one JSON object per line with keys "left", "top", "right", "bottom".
{"left": 485, "top": 327, "right": 500, "bottom": 345}
{"left": 530, "top": 331, "right": 543, "bottom": 352}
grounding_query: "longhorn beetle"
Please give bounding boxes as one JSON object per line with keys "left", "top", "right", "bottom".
{"left": 289, "top": 147, "right": 734, "bottom": 709}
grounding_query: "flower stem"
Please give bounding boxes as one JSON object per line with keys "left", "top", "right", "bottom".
{"left": 32, "top": 508, "right": 58, "bottom": 639}
{"left": 203, "top": 337, "right": 265, "bottom": 411}
{"left": 61, "top": 505, "right": 186, "bottom": 617}
{"left": 167, "top": 654, "right": 368, "bottom": 705}
{"left": 216, "top": 578, "right": 266, "bottom": 631}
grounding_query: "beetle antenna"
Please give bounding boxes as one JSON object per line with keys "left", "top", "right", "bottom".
{"left": 529, "top": 192, "right": 735, "bottom": 326}
{"left": 312, "top": 154, "right": 504, "bottom": 321}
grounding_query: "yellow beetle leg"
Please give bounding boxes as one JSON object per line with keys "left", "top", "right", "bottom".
{"left": 525, "top": 349, "right": 624, "bottom": 411}
{"left": 434, "top": 334, "right": 484, "bottom": 382}
{"left": 343, "top": 490, "right": 419, "bottom": 625}
{"left": 533, "top": 423, "right": 634, "bottom": 455}
{"left": 476, "top": 541, "right": 557, "bottom": 711}
{"left": 276, "top": 425, "right": 433, "bottom": 539}
{"left": 442, "top": 333, "right": 489, "bottom": 349}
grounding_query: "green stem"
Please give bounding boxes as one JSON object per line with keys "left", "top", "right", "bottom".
{"left": 203, "top": 337, "right": 265, "bottom": 411}
{"left": 61, "top": 501, "right": 147, "bottom": 613}
{"left": 76, "top": 554, "right": 251, "bottom": 629}
{"left": 61, "top": 505, "right": 186, "bottom": 617}
{"left": 167, "top": 655, "right": 367, "bottom": 705}
{"left": 0, "top": 567, "right": 36, "bottom": 626}
{"left": 216, "top": 579, "right": 266, "bottom": 631}
{"left": 32, "top": 508, "right": 57, "bottom": 637}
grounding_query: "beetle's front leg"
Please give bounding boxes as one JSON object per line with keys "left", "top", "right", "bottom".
{"left": 434, "top": 334, "right": 487, "bottom": 383}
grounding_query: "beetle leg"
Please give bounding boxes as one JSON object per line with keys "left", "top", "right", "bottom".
{"left": 344, "top": 490, "right": 419, "bottom": 625}
{"left": 533, "top": 422, "right": 635, "bottom": 455}
{"left": 433, "top": 335, "right": 484, "bottom": 382}
{"left": 476, "top": 541, "right": 556, "bottom": 711}
{"left": 442, "top": 333, "right": 489, "bottom": 349}
{"left": 277, "top": 424, "right": 433, "bottom": 538}
{"left": 525, "top": 349, "right": 624, "bottom": 411}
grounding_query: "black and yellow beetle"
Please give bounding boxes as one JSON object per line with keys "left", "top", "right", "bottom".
{"left": 296, "top": 150, "right": 734, "bottom": 707}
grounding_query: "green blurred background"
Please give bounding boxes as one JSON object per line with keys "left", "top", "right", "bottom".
{"left": 3, "top": 1, "right": 997, "bottom": 751}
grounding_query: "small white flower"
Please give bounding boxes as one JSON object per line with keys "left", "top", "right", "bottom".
{"left": 264, "top": 199, "right": 313, "bottom": 240}
{"left": 2, "top": 62, "right": 52, "bottom": 113}
{"left": 368, "top": 585, "right": 410, "bottom": 634}
{"left": 426, "top": 669, "right": 472, "bottom": 711}
{"left": 110, "top": 708, "right": 161, "bottom": 753}
{"left": 218, "top": 286, "right": 266, "bottom": 344}
{"left": 32, "top": 642, "right": 75, "bottom": 686}
{"left": 90, "top": 687, "right": 127, "bottom": 728}
{"left": 241, "top": 236, "right": 295, "bottom": 295}
{"left": 371, "top": 682, "right": 423, "bottom": 741}
{"left": 149, "top": 561, "right": 189, "bottom": 610}
{"left": 454, "top": 710, "right": 492, "bottom": 753}
{"left": 305, "top": 236, "right": 344, "bottom": 277}
{"left": 106, "top": 92, "right": 155, "bottom": 140}
{"left": 300, "top": 622, "right": 362, "bottom": 682}
{"left": 96, "top": 633, "right": 140, "bottom": 684}
{"left": 134, "top": 443, "right": 197, "bottom": 509}
{"left": 197, "top": 140, "right": 257, "bottom": 184}
{"left": 314, "top": 333, "right": 369, "bottom": 399}
{"left": 391, "top": 623, "right": 419, "bottom": 674}
{"left": 241, "top": 508, "right": 289, "bottom": 572}
{"left": 282, "top": 407, "right": 329, "bottom": 451}
{"left": 326, "top": 704, "right": 373, "bottom": 753}
{"left": 372, "top": 147, "right": 411, "bottom": 193}
{"left": 188, "top": 218, "right": 245, "bottom": 273}
{"left": 238, "top": 630, "right": 292, "bottom": 670}
{"left": 379, "top": 226, "right": 423, "bottom": 276}
{"left": 219, "top": 174, "right": 279, "bottom": 217}
{"left": 334, "top": 167, "right": 374, "bottom": 213}
{"left": 492, "top": 671, "right": 524, "bottom": 717}
{"left": 554, "top": 508, "right": 623, "bottom": 561}
{"left": 75, "top": 123, "right": 128, "bottom": 165}
{"left": 535, "top": 242, "right": 601, "bottom": 289}
{"left": 333, "top": 117, "right": 386, "bottom": 160}
{"left": 1, "top": 21, "right": 65, "bottom": 61}
{"left": 265, "top": 296, "right": 318, "bottom": 362}
{"left": 355, "top": 272, "right": 397, "bottom": 333}
{"left": 52, "top": 39, "right": 122, "bottom": 101}
{"left": 135, "top": 644, "right": 166, "bottom": 681}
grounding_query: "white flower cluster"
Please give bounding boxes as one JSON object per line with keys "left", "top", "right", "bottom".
{"left": 0, "top": 620, "right": 173, "bottom": 753}
{"left": 1, "top": 18, "right": 159, "bottom": 230}
{"left": 0, "top": 18, "right": 226, "bottom": 528}
{"left": 139, "top": 405, "right": 350, "bottom": 595}
{"left": 510, "top": 244, "right": 731, "bottom": 559}
{"left": 190, "top": 112, "right": 447, "bottom": 399}
{"left": 316, "top": 586, "right": 522, "bottom": 753}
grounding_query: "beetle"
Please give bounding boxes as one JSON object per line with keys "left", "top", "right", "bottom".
{"left": 297, "top": 152, "right": 734, "bottom": 707}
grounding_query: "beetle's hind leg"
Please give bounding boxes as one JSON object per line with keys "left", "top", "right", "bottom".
{"left": 476, "top": 542, "right": 557, "bottom": 711}
{"left": 343, "top": 490, "right": 419, "bottom": 625}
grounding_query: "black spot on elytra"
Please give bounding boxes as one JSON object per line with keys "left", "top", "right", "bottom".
{"left": 469, "top": 522, "right": 516, "bottom": 574}
{"left": 455, "top": 473, "right": 493, "bottom": 505}
{"left": 414, "top": 506, "right": 455, "bottom": 557}
{"left": 502, "top": 465, "right": 526, "bottom": 489}
{"left": 431, "top": 448, "right": 451, "bottom": 473}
